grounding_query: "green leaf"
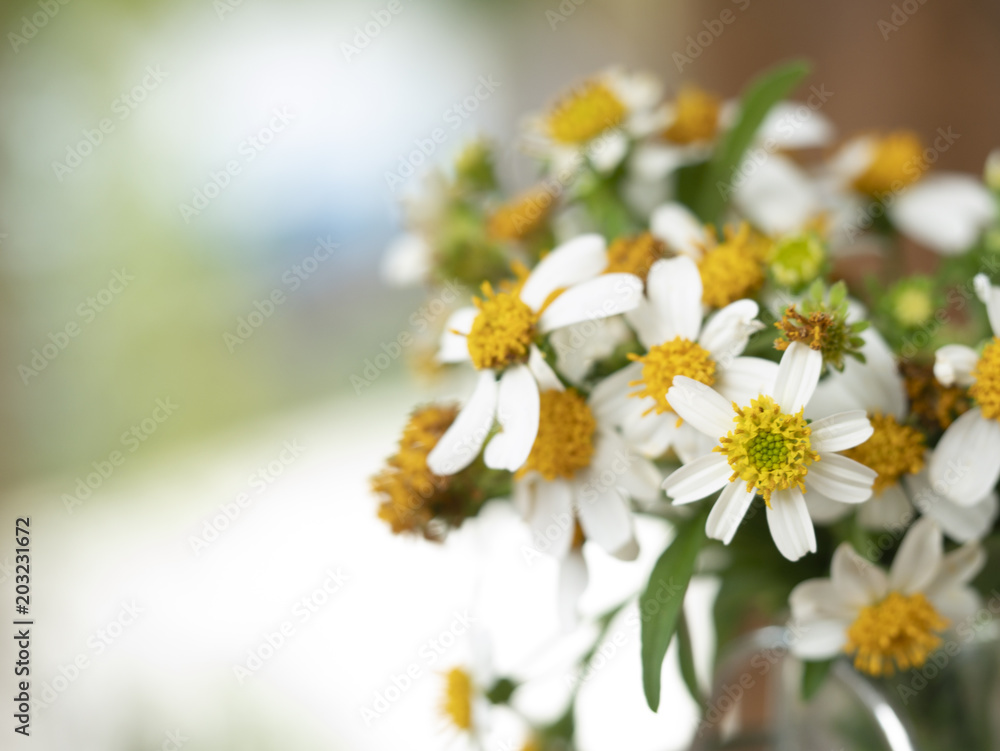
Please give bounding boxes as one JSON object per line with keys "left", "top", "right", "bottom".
{"left": 693, "top": 60, "right": 812, "bottom": 224}
{"left": 640, "top": 507, "right": 709, "bottom": 711}
{"left": 801, "top": 658, "right": 834, "bottom": 701}
{"left": 676, "top": 609, "right": 705, "bottom": 711}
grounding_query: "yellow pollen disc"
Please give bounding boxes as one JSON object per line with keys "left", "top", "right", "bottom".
{"left": 465, "top": 282, "right": 537, "bottom": 370}
{"left": 627, "top": 337, "right": 717, "bottom": 415}
{"left": 853, "top": 132, "right": 925, "bottom": 197}
{"left": 604, "top": 232, "right": 669, "bottom": 282}
{"left": 547, "top": 80, "right": 626, "bottom": 144}
{"left": 774, "top": 307, "right": 834, "bottom": 352}
{"left": 440, "top": 667, "right": 474, "bottom": 731}
{"left": 487, "top": 187, "right": 554, "bottom": 241}
{"left": 520, "top": 389, "right": 597, "bottom": 481}
{"left": 715, "top": 395, "right": 817, "bottom": 504}
{"left": 843, "top": 413, "right": 925, "bottom": 494}
{"left": 970, "top": 338, "right": 1000, "bottom": 422}
{"left": 697, "top": 223, "right": 769, "bottom": 308}
{"left": 372, "top": 405, "right": 458, "bottom": 536}
{"left": 664, "top": 86, "right": 721, "bottom": 145}
{"left": 844, "top": 591, "right": 948, "bottom": 677}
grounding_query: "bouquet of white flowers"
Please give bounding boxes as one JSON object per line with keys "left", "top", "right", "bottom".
{"left": 371, "top": 60, "right": 1000, "bottom": 749}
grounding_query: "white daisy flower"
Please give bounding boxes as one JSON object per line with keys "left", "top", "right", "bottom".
{"left": 805, "top": 323, "right": 997, "bottom": 541}
{"left": 590, "top": 254, "right": 776, "bottom": 462}
{"left": 828, "top": 133, "right": 996, "bottom": 255}
{"left": 427, "top": 235, "right": 643, "bottom": 476}
{"left": 512, "top": 357, "right": 662, "bottom": 566}
{"left": 930, "top": 273, "right": 1000, "bottom": 503}
{"left": 662, "top": 342, "right": 876, "bottom": 561}
{"left": 438, "top": 635, "right": 496, "bottom": 743}
{"left": 523, "top": 67, "right": 664, "bottom": 177}
{"left": 790, "top": 518, "right": 985, "bottom": 677}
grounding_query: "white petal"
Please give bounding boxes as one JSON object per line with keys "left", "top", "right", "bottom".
{"left": 427, "top": 372, "right": 498, "bottom": 475}
{"left": 888, "top": 517, "right": 943, "bottom": 594}
{"left": 538, "top": 274, "right": 643, "bottom": 333}
{"left": 705, "top": 481, "right": 756, "bottom": 544}
{"left": 623, "top": 409, "right": 677, "bottom": 459}
{"left": 520, "top": 234, "right": 607, "bottom": 310}
{"left": 830, "top": 543, "right": 888, "bottom": 609}
{"left": 890, "top": 174, "right": 997, "bottom": 255}
{"left": 789, "top": 579, "right": 843, "bottom": 621}
{"left": 773, "top": 342, "right": 822, "bottom": 413}
{"left": 673, "top": 424, "right": 719, "bottom": 464}
{"left": 934, "top": 344, "right": 980, "bottom": 388}
{"left": 906, "top": 468, "right": 999, "bottom": 543}
{"left": 528, "top": 345, "right": 564, "bottom": 392}
{"left": 530, "top": 479, "right": 575, "bottom": 559}
{"left": 926, "top": 542, "right": 986, "bottom": 601}
{"left": 617, "top": 453, "right": 663, "bottom": 503}
{"left": 732, "top": 154, "right": 821, "bottom": 236}
{"left": 975, "top": 273, "right": 1000, "bottom": 337}
{"left": 790, "top": 619, "right": 849, "bottom": 660}
{"left": 830, "top": 136, "right": 876, "bottom": 182}
{"left": 698, "top": 300, "right": 763, "bottom": 364}
{"left": 650, "top": 202, "right": 706, "bottom": 258}
{"left": 805, "top": 453, "right": 876, "bottom": 504}
{"left": 928, "top": 408, "right": 1000, "bottom": 505}
{"left": 932, "top": 587, "right": 981, "bottom": 622}
{"left": 588, "top": 361, "right": 643, "bottom": 422}
{"left": 662, "top": 453, "right": 732, "bottom": 504}
{"left": 805, "top": 490, "right": 853, "bottom": 525}
{"left": 438, "top": 307, "right": 476, "bottom": 363}
{"left": 484, "top": 366, "right": 540, "bottom": 472}
{"left": 625, "top": 298, "right": 669, "bottom": 349}
{"left": 645, "top": 256, "right": 703, "bottom": 342}
{"left": 629, "top": 142, "right": 687, "bottom": 181}
{"left": 857, "top": 484, "right": 913, "bottom": 531}
{"left": 756, "top": 101, "right": 834, "bottom": 150}
{"left": 766, "top": 488, "right": 817, "bottom": 561}
{"left": 809, "top": 411, "right": 874, "bottom": 453}
{"left": 715, "top": 357, "right": 779, "bottom": 407}
{"left": 666, "top": 377, "right": 735, "bottom": 439}
{"left": 558, "top": 550, "right": 589, "bottom": 632}
{"left": 381, "top": 233, "right": 430, "bottom": 287}
{"left": 576, "top": 486, "right": 636, "bottom": 559}
{"left": 588, "top": 130, "right": 629, "bottom": 173}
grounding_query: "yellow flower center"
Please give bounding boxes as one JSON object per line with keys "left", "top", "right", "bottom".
{"left": 843, "top": 413, "right": 925, "bottom": 495}
{"left": 768, "top": 233, "right": 825, "bottom": 288}
{"left": 604, "top": 232, "right": 669, "bottom": 282}
{"left": 852, "top": 132, "right": 925, "bottom": 197}
{"left": 547, "top": 80, "right": 626, "bottom": 144}
{"left": 664, "top": 86, "right": 721, "bottom": 145}
{"left": 845, "top": 591, "right": 948, "bottom": 677}
{"left": 627, "top": 337, "right": 717, "bottom": 415}
{"left": 971, "top": 338, "right": 1000, "bottom": 422}
{"left": 697, "top": 223, "right": 769, "bottom": 308}
{"left": 520, "top": 389, "right": 597, "bottom": 481}
{"left": 372, "top": 404, "right": 460, "bottom": 537}
{"left": 466, "top": 283, "right": 537, "bottom": 370}
{"left": 441, "top": 667, "right": 474, "bottom": 731}
{"left": 715, "top": 395, "right": 817, "bottom": 504}
{"left": 487, "top": 187, "right": 554, "bottom": 241}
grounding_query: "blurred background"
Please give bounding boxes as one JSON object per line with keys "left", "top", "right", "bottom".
{"left": 0, "top": 0, "right": 998, "bottom": 748}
